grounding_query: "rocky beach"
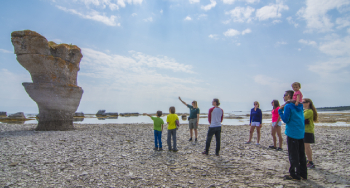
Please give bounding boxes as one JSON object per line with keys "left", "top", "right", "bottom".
{"left": 1, "top": 121, "right": 350, "bottom": 187}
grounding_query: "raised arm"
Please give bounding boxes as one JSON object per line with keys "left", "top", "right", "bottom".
{"left": 143, "top": 113, "right": 152, "bottom": 118}
{"left": 178, "top": 96, "right": 188, "bottom": 106}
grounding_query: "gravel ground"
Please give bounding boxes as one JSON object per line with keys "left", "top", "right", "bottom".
{"left": 1, "top": 123, "right": 350, "bottom": 187}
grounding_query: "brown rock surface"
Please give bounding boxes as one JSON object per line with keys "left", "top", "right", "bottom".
{"left": 11, "top": 30, "right": 84, "bottom": 131}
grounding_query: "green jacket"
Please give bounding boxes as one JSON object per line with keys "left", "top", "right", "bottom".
{"left": 304, "top": 109, "right": 314, "bottom": 133}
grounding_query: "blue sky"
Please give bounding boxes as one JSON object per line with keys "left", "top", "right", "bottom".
{"left": 0, "top": 0, "right": 350, "bottom": 114}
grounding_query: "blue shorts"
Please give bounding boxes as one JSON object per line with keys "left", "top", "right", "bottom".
{"left": 251, "top": 122, "right": 260, "bottom": 126}
{"left": 272, "top": 121, "right": 282, "bottom": 126}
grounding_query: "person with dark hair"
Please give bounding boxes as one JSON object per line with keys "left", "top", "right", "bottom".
{"left": 279, "top": 90, "right": 307, "bottom": 181}
{"left": 269, "top": 100, "right": 283, "bottom": 151}
{"left": 302, "top": 98, "right": 318, "bottom": 169}
{"left": 166, "top": 106, "right": 179, "bottom": 152}
{"left": 202, "top": 98, "right": 224, "bottom": 156}
{"left": 245, "top": 101, "right": 263, "bottom": 145}
{"left": 143, "top": 111, "right": 164, "bottom": 151}
{"left": 178, "top": 97, "right": 200, "bottom": 142}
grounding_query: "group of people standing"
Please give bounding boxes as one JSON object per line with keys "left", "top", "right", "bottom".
{"left": 245, "top": 82, "right": 318, "bottom": 180}
{"left": 144, "top": 82, "right": 318, "bottom": 181}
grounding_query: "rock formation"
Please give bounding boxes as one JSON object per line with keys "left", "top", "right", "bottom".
{"left": 0, "top": 112, "right": 6, "bottom": 117}
{"left": 11, "top": 30, "right": 83, "bottom": 131}
{"left": 8, "top": 112, "right": 26, "bottom": 119}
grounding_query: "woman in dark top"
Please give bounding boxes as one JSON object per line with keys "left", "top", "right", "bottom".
{"left": 245, "top": 101, "right": 262, "bottom": 145}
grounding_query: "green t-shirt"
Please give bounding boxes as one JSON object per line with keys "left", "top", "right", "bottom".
{"left": 151, "top": 116, "right": 164, "bottom": 131}
{"left": 187, "top": 104, "right": 200, "bottom": 119}
{"left": 304, "top": 109, "right": 314, "bottom": 133}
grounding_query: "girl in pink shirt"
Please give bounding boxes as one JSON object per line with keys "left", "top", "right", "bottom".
{"left": 292, "top": 82, "right": 303, "bottom": 106}
{"left": 269, "top": 100, "right": 283, "bottom": 151}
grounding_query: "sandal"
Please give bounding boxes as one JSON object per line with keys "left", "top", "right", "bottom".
{"left": 276, "top": 147, "right": 283, "bottom": 151}
{"left": 269, "top": 146, "right": 277, "bottom": 149}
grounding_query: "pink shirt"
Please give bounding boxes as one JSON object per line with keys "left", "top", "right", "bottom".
{"left": 271, "top": 107, "right": 281, "bottom": 122}
{"left": 293, "top": 90, "right": 303, "bottom": 102}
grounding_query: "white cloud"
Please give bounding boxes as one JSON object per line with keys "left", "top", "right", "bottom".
{"left": 223, "top": 29, "right": 240, "bottom": 37}
{"left": 0, "top": 49, "right": 12, "bottom": 53}
{"left": 198, "top": 14, "right": 207, "bottom": 19}
{"left": 336, "top": 17, "right": 350, "bottom": 29}
{"left": 225, "top": 6, "right": 255, "bottom": 23}
{"left": 78, "top": 0, "right": 143, "bottom": 10}
{"left": 272, "top": 20, "right": 281, "bottom": 24}
{"left": 348, "top": 28, "right": 350, "bottom": 34}
{"left": 189, "top": 0, "right": 200, "bottom": 3}
{"left": 298, "top": 48, "right": 301, "bottom": 51}
{"left": 224, "top": 28, "right": 252, "bottom": 37}
{"left": 308, "top": 58, "right": 350, "bottom": 81}
{"left": 201, "top": 0, "right": 216, "bottom": 11}
{"left": 319, "top": 36, "right": 350, "bottom": 56}
{"left": 222, "top": 20, "right": 230, "bottom": 24}
{"left": 208, "top": 34, "right": 219, "bottom": 39}
{"left": 286, "top": 16, "right": 299, "bottom": 28}
{"left": 131, "top": 13, "right": 137, "bottom": 16}
{"left": 56, "top": 6, "right": 119, "bottom": 26}
{"left": 222, "top": 0, "right": 259, "bottom": 4}
{"left": 160, "top": 9, "right": 163, "bottom": 14}
{"left": 241, "top": 28, "right": 251, "bottom": 35}
{"left": 297, "top": 0, "right": 350, "bottom": 32}
{"left": 143, "top": 17, "right": 153, "bottom": 22}
{"left": 236, "top": 43, "right": 241, "bottom": 46}
{"left": 255, "top": 0, "right": 289, "bottom": 21}
{"left": 276, "top": 41, "right": 287, "bottom": 46}
{"left": 184, "top": 16, "right": 192, "bottom": 21}
{"left": 298, "top": 39, "right": 317, "bottom": 46}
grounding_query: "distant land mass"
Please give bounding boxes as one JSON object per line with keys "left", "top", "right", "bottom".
{"left": 316, "top": 106, "right": 350, "bottom": 111}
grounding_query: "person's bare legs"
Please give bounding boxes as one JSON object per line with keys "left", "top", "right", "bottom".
{"left": 304, "top": 143, "right": 313, "bottom": 161}
{"left": 247, "top": 126, "right": 255, "bottom": 142}
{"left": 256, "top": 126, "right": 261, "bottom": 144}
{"left": 271, "top": 126, "right": 277, "bottom": 147}
{"left": 190, "top": 129, "right": 193, "bottom": 139}
{"left": 276, "top": 126, "right": 283, "bottom": 148}
{"left": 194, "top": 129, "right": 198, "bottom": 139}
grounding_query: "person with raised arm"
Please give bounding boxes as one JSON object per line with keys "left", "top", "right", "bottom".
{"left": 178, "top": 97, "right": 200, "bottom": 142}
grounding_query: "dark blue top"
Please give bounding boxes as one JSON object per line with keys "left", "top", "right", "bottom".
{"left": 278, "top": 103, "right": 305, "bottom": 139}
{"left": 250, "top": 108, "right": 262, "bottom": 124}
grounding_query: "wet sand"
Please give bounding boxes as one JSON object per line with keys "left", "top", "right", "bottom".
{"left": 0, "top": 122, "right": 349, "bottom": 187}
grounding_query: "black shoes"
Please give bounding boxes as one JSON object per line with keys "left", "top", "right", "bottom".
{"left": 189, "top": 138, "right": 192, "bottom": 141}
{"left": 202, "top": 150, "right": 208, "bottom": 155}
{"left": 195, "top": 138, "right": 198, "bottom": 142}
{"left": 269, "top": 146, "right": 277, "bottom": 149}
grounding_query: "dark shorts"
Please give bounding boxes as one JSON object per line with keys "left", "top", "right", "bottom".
{"left": 303, "top": 133, "right": 315, "bottom": 143}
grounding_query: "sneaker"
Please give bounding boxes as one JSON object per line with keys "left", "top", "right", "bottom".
{"left": 307, "top": 163, "right": 315, "bottom": 168}
{"left": 202, "top": 150, "right": 208, "bottom": 155}
{"left": 284, "top": 175, "right": 300, "bottom": 181}
{"left": 153, "top": 147, "right": 158, "bottom": 151}
{"left": 215, "top": 153, "right": 220, "bottom": 156}
{"left": 173, "top": 149, "right": 178, "bottom": 152}
{"left": 245, "top": 141, "right": 251, "bottom": 144}
{"left": 269, "top": 146, "right": 277, "bottom": 149}
{"left": 276, "top": 147, "right": 283, "bottom": 151}
{"left": 159, "top": 148, "right": 163, "bottom": 151}
{"left": 189, "top": 138, "right": 192, "bottom": 141}
{"left": 168, "top": 149, "right": 172, "bottom": 151}
{"left": 195, "top": 138, "right": 198, "bottom": 142}
{"left": 255, "top": 143, "right": 260, "bottom": 145}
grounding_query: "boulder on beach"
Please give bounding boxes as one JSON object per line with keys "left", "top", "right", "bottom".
{"left": 8, "top": 112, "right": 26, "bottom": 119}
{"left": 0, "top": 111, "right": 7, "bottom": 117}
{"left": 120, "top": 112, "right": 139, "bottom": 116}
{"left": 74, "top": 112, "right": 84, "bottom": 117}
{"left": 96, "top": 110, "right": 106, "bottom": 116}
{"left": 105, "top": 112, "right": 118, "bottom": 116}
{"left": 11, "top": 30, "right": 84, "bottom": 131}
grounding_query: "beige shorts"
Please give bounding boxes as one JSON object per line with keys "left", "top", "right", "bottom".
{"left": 189, "top": 118, "right": 198, "bottom": 129}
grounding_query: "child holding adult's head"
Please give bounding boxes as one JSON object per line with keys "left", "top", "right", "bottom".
{"left": 143, "top": 111, "right": 164, "bottom": 151}
{"left": 166, "top": 106, "right": 179, "bottom": 152}
{"left": 292, "top": 82, "right": 303, "bottom": 106}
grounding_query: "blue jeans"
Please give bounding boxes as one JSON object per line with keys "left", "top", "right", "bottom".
{"left": 154, "top": 130, "right": 162, "bottom": 148}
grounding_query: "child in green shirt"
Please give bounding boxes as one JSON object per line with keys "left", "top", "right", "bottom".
{"left": 144, "top": 111, "right": 164, "bottom": 151}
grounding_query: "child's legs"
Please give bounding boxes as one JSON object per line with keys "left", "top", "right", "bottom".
{"left": 158, "top": 131, "right": 162, "bottom": 148}
{"left": 173, "top": 129, "right": 177, "bottom": 150}
{"left": 167, "top": 130, "right": 172, "bottom": 150}
{"left": 154, "top": 130, "right": 158, "bottom": 148}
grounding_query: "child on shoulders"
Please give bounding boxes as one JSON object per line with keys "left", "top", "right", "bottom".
{"left": 143, "top": 111, "right": 164, "bottom": 151}
{"left": 292, "top": 82, "right": 303, "bottom": 106}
